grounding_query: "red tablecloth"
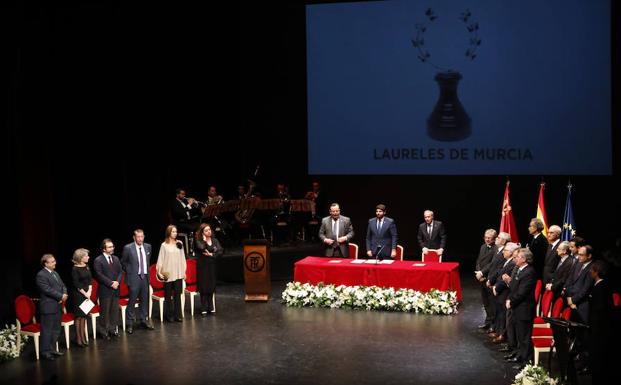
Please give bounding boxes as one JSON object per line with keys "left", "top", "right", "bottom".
{"left": 294, "top": 256, "right": 462, "bottom": 301}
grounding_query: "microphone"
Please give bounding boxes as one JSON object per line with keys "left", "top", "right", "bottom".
{"left": 375, "top": 244, "right": 385, "bottom": 264}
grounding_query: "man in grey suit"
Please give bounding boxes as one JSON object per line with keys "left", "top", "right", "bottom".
{"left": 35, "top": 254, "right": 68, "bottom": 360}
{"left": 121, "top": 229, "right": 155, "bottom": 334}
{"left": 319, "top": 203, "right": 354, "bottom": 257}
{"left": 365, "top": 204, "right": 397, "bottom": 260}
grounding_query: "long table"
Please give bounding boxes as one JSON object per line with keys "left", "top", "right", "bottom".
{"left": 293, "top": 256, "right": 462, "bottom": 301}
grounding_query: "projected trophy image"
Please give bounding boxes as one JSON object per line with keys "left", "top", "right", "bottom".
{"left": 412, "top": 8, "right": 481, "bottom": 142}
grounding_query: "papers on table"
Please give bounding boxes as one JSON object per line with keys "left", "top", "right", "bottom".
{"left": 350, "top": 259, "right": 395, "bottom": 264}
{"left": 413, "top": 263, "right": 426, "bottom": 267}
{"left": 328, "top": 260, "right": 342, "bottom": 263}
{"left": 79, "top": 298, "right": 95, "bottom": 314}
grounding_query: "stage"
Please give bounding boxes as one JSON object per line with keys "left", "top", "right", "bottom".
{"left": 3, "top": 271, "right": 583, "bottom": 385}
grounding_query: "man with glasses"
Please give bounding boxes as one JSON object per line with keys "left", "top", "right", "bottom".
{"left": 94, "top": 239, "right": 122, "bottom": 339}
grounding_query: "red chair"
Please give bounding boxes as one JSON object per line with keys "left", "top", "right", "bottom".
{"left": 183, "top": 259, "right": 198, "bottom": 316}
{"left": 348, "top": 243, "right": 359, "bottom": 259}
{"left": 533, "top": 290, "right": 554, "bottom": 328}
{"left": 551, "top": 297, "right": 564, "bottom": 318}
{"left": 613, "top": 292, "right": 620, "bottom": 307}
{"left": 561, "top": 307, "right": 571, "bottom": 321}
{"left": 60, "top": 300, "right": 75, "bottom": 349}
{"left": 422, "top": 249, "right": 441, "bottom": 262}
{"left": 88, "top": 279, "right": 100, "bottom": 339}
{"left": 394, "top": 245, "right": 404, "bottom": 261}
{"left": 15, "top": 295, "right": 42, "bottom": 360}
{"left": 149, "top": 264, "right": 166, "bottom": 322}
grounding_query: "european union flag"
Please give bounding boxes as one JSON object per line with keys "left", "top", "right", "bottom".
{"left": 561, "top": 185, "right": 577, "bottom": 241}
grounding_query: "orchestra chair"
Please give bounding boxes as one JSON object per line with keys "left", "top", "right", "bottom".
{"left": 421, "top": 249, "right": 441, "bottom": 262}
{"left": 88, "top": 279, "right": 100, "bottom": 340}
{"left": 182, "top": 259, "right": 198, "bottom": 316}
{"left": 60, "top": 300, "right": 75, "bottom": 349}
{"left": 394, "top": 245, "right": 404, "bottom": 261}
{"left": 177, "top": 232, "right": 191, "bottom": 257}
{"left": 118, "top": 273, "right": 140, "bottom": 331}
{"left": 348, "top": 243, "right": 359, "bottom": 259}
{"left": 533, "top": 289, "right": 554, "bottom": 328}
{"left": 149, "top": 264, "right": 166, "bottom": 322}
{"left": 15, "top": 295, "right": 42, "bottom": 360}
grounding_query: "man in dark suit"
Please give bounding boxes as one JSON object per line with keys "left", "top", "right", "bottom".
{"left": 505, "top": 248, "right": 537, "bottom": 368}
{"left": 490, "top": 243, "right": 519, "bottom": 346}
{"left": 36, "top": 254, "right": 68, "bottom": 360}
{"left": 526, "top": 218, "right": 549, "bottom": 280}
{"left": 319, "top": 203, "right": 354, "bottom": 257}
{"left": 365, "top": 204, "right": 398, "bottom": 260}
{"left": 94, "top": 238, "right": 122, "bottom": 339}
{"left": 542, "top": 225, "right": 562, "bottom": 285}
{"left": 171, "top": 188, "right": 202, "bottom": 235}
{"left": 474, "top": 229, "right": 498, "bottom": 331}
{"left": 417, "top": 210, "right": 446, "bottom": 259}
{"left": 121, "top": 229, "right": 155, "bottom": 334}
{"left": 546, "top": 241, "right": 574, "bottom": 299}
{"left": 565, "top": 245, "right": 595, "bottom": 324}
{"left": 588, "top": 260, "right": 614, "bottom": 384}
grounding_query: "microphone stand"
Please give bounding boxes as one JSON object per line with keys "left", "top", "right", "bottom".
{"left": 374, "top": 245, "right": 385, "bottom": 264}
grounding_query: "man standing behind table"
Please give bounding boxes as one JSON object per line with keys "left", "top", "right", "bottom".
{"left": 417, "top": 210, "right": 446, "bottom": 258}
{"left": 121, "top": 229, "right": 155, "bottom": 334}
{"left": 36, "top": 254, "right": 68, "bottom": 360}
{"left": 319, "top": 203, "right": 354, "bottom": 257}
{"left": 365, "top": 204, "right": 398, "bottom": 260}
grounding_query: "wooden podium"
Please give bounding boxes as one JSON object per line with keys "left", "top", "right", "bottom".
{"left": 242, "top": 239, "right": 271, "bottom": 301}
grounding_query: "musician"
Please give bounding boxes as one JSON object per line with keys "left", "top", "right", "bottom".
{"left": 171, "top": 188, "right": 201, "bottom": 235}
{"left": 319, "top": 203, "right": 354, "bottom": 257}
{"left": 206, "top": 186, "right": 224, "bottom": 206}
{"left": 365, "top": 204, "right": 398, "bottom": 260}
{"left": 271, "top": 183, "right": 292, "bottom": 245}
{"left": 304, "top": 181, "right": 324, "bottom": 242}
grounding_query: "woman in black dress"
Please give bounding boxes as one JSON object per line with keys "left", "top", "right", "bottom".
{"left": 194, "top": 224, "right": 223, "bottom": 315}
{"left": 71, "top": 248, "right": 92, "bottom": 347}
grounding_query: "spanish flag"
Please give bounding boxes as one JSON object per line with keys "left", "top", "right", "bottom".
{"left": 536, "top": 183, "right": 549, "bottom": 237}
{"left": 500, "top": 181, "right": 520, "bottom": 244}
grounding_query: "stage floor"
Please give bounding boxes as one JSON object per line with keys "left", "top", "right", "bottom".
{"left": 4, "top": 271, "right": 593, "bottom": 385}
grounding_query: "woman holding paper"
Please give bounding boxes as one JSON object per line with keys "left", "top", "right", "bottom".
{"left": 71, "top": 248, "right": 92, "bottom": 347}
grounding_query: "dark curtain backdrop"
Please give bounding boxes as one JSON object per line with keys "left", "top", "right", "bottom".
{"left": 3, "top": 1, "right": 620, "bottom": 322}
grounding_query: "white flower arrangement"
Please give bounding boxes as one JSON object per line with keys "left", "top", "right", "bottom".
{"left": 281, "top": 282, "right": 458, "bottom": 315}
{"left": 0, "top": 324, "right": 28, "bottom": 362}
{"left": 512, "top": 364, "right": 558, "bottom": 385}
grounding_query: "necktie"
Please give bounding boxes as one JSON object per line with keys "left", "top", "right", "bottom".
{"left": 427, "top": 225, "right": 432, "bottom": 235}
{"left": 377, "top": 220, "right": 382, "bottom": 232}
{"left": 107, "top": 255, "right": 112, "bottom": 265}
{"left": 138, "top": 247, "right": 144, "bottom": 279}
{"left": 51, "top": 271, "right": 59, "bottom": 282}
{"left": 332, "top": 219, "right": 337, "bottom": 239}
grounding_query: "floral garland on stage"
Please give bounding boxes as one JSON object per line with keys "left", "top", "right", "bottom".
{"left": 281, "top": 282, "right": 458, "bottom": 315}
{"left": 0, "top": 324, "right": 28, "bottom": 362}
{"left": 512, "top": 364, "right": 558, "bottom": 385}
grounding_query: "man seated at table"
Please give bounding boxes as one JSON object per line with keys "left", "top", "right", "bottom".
{"left": 365, "top": 204, "right": 397, "bottom": 260}
{"left": 318, "top": 203, "right": 354, "bottom": 257}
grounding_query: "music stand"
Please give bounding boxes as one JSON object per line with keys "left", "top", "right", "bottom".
{"left": 542, "top": 316, "right": 589, "bottom": 385}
